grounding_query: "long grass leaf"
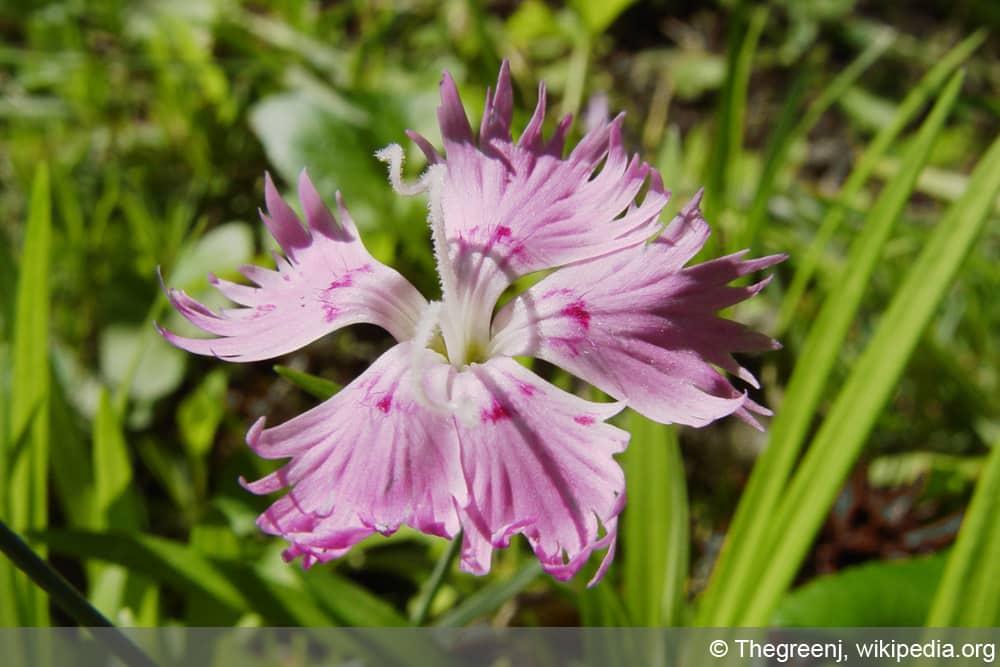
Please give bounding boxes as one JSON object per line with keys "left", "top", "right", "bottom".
{"left": 776, "top": 30, "right": 985, "bottom": 333}
{"left": 740, "top": 31, "right": 893, "bottom": 250}
{"left": 622, "top": 412, "right": 688, "bottom": 626}
{"left": 702, "top": 4, "right": 767, "bottom": 232}
{"left": 928, "top": 440, "right": 1000, "bottom": 626}
{"left": 92, "top": 390, "right": 141, "bottom": 531}
{"left": 433, "top": 561, "right": 541, "bottom": 627}
{"left": 48, "top": 368, "right": 94, "bottom": 527}
{"left": 5, "top": 163, "right": 52, "bottom": 626}
{"left": 273, "top": 365, "right": 341, "bottom": 400}
{"left": 299, "top": 569, "right": 408, "bottom": 626}
{"left": 32, "top": 529, "right": 336, "bottom": 625}
{"left": 90, "top": 389, "right": 148, "bottom": 621}
{"left": 35, "top": 530, "right": 247, "bottom": 609}
{"left": 0, "top": 520, "right": 158, "bottom": 667}
{"left": 698, "top": 70, "right": 965, "bottom": 626}
{"left": 741, "top": 128, "right": 1000, "bottom": 625}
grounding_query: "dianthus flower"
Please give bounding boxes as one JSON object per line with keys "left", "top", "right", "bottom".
{"left": 161, "top": 62, "right": 782, "bottom": 584}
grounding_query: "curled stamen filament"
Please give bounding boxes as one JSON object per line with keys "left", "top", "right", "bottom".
{"left": 375, "top": 143, "right": 430, "bottom": 196}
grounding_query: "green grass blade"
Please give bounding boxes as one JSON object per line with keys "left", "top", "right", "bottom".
{"left": 90, "top": 389, "right": 151, "bottom": 622}
{"left": 35, "top": 530, "right": 248, "bottom": 610}
{"left": 4, "top": 163, "right": 52, "bottom": 626}
{"left": 411, "top": 532, "right": 462, "bottom": 625}
{"left": 928, "top": 439, "right": 1000, "bottom": 626}
{"left": 433, "top": 561, "right": 542, "bottom": 627}
{"left": 32, "top": 529, "right": 339, "bottom": 626}
{"left": 697, "top": 70, "right": 965, "bottom": 626}
{"left": 702, "top": 4, "right": 767, "bottom": 232}
{"left": 49, "top": 369, "right": 94, "bottom": 528}
{"left": 741, "top": 128, "right": 1000, "bottom": 625}
{"left": 0, "top": 520, "right": 158, "bottom": 667}
{"left": 273, "top": 365, "right": 342, "bottom": 400}
{"left": 92, "top": 390, "right": 141, "bottom": 531}
{"left": 299, "top": 569, "right": 408, "bottom": 626}
{"left": 578, "top": 577, "right": 631, "bottom": 626}
{"left": 776, "top": 30, "right": 985, "bottom": 333}
{"left": 740, "top": 31, "right": 893, "bottom": 251}
{"left": 622, "top": 411, "right": 688, "bottom": 626}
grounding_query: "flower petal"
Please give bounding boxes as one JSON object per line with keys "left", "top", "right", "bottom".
{"left": 241, "top": 343, "right": 466, "bottom": 566}
{"left": 450, "top": 358, "right": 628, "bottom": 585}
{"left": 411, "top": 62, "right": 668, "bottom": 313}
{"left": 492, "top": 194, "right": 785, "bottom": 429}
{"left": 160, "top": 171, "right": 426, "bottom": 361}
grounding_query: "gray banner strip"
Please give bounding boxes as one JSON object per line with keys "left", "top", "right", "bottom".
{"left": 2, "top": 627, "right": 999, "bottom": 666}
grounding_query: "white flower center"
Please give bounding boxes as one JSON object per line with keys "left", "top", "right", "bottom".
{"left": 378, "top": 143, "right": 501, "bottom": 368}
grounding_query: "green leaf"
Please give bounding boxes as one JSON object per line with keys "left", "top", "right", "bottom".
{"left": 929, "top": 439, "right": 1000, "bottom": 626}
{"left": 621, "top": 411, "right": 688, "bottom": 626}
{"left": 169, "top": 221, "right": 254, "bottom": 291}
{"left": 92, "top": 389, "right": 142, "bottom": 530}
{"left": 774, "top": 554, "right": 947, "bottom": 626}
{"left": 177, "top": 369, "right": 226, "bottom": 458}
{"left": 99, "top": 324, "right": 187, "bottom": 403}
{"left": 698, "top": 69, "right": 965, "bottom": 627}
{"left": 273, "top": 365, "right": 341, "bottom": 400}
{"left": 741, "top": 118, "right": 1000, "bottom": 626}
{"left": 571, "top": 0, "right": 638, "bottom": 34}
{"left": 434, "top": 562, "right": 542, "bottom": 627}
{"left": 249, "top": 89, "right": 427, "bottom": 234}
{"left": 4, "top": 163, "right": 52, "bottom": 626}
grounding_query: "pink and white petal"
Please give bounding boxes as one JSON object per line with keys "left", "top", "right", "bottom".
{"left": 240, "top": 343, "right": 467, "bottom": 565}
{"left": 450, "top": 358, "right": 628, "bottom": 585}
{"left": 160, "top": 171, "right": 426, "bottom": 361}
{"left": 491, "top": 196, "right": 785, "bottom": 429}
{"left": 408, "top": 62, "right": 668, "bottom": 312}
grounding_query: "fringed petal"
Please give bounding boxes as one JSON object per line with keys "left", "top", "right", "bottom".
{"left": 160, "top": 171, "right": 426, "bottom": 361}
{"left": 451, "top": 358, "right": 628, "bottom": 585}
{"left": 407, "top": 62, "right": 669, "bottom": 316}
{"left": 492, "top": 194, "right": 785, "bottom": 429}
{"left": 241, "top": 343, "right": 466, "bottom": 565}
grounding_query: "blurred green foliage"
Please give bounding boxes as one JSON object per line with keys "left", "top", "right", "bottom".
{"left": 1, "top": 0, "right": 999, "bottom": 628}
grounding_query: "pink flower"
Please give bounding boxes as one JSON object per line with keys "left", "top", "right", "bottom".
{"left": 161, "top": 62, "right": 783, "bottom": 585}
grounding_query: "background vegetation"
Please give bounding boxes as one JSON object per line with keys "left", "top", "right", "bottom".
{"left": 2, "top": 0, "right": 999, "bottom": 628}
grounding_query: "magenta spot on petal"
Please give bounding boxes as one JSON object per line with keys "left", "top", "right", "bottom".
{"left": 282, "top": 275, "right": 291, "bottom": 282}
{"left": 328, "top": 274, "right": 353, "bottom": 290}
{"left": 574, "top": 415, "right": 595, "bottom": 425}
{"left": 493, "top": 225, "right": 512, "bottom": 241}
{"left": 516, "top": 381, "right": 537, "bottom": 396}
{"left": 323, "top": 304, "right": 338, "bottom": 322}
{"left": 326, "top": 264, "right": 371, "bottom": 291}
{"left": 376, "top": 393, "right": 393, "bottom": 414}
{"left": 541, "top": 288, "right": 574, "bottom": 300}
{"left": 560, "top": 299, "right": 590, "bottom": 331}
{"left": 254, "top": 304, "right": 276, "bottom": 318}
{"left": 481, "top": 399, "right": 511, "bottom": 423}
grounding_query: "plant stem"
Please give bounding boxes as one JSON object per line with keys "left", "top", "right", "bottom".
{"left": 0, "top": 519, "right": 159, "bottom": 667}
{"left": 411, "top": 532, "right": 462, "bottom": 626}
